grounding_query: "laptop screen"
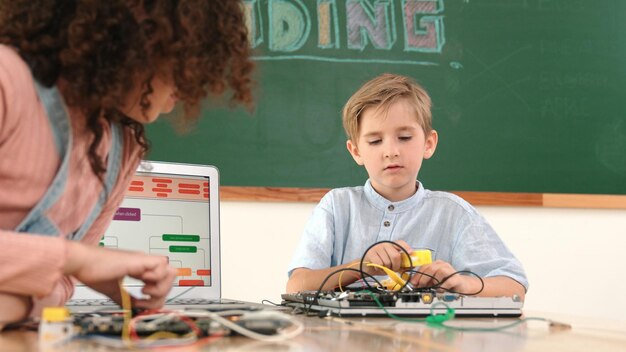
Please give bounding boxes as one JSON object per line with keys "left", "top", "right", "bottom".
{"left": 72, "top": 161, "right": 221, "bottom": 300}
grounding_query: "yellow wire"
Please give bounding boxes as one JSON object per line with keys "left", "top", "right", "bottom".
{"left": 338, "top": 262, "right": 360, "bottom": 292}
{"left": 366, "top": 263, "right": 407, "bottom": 287}
{"left": 337, "top": 262, "right": 407, "bottom": 292}
{"left": 119, "top": 281, "right": 132, "bottom": 347}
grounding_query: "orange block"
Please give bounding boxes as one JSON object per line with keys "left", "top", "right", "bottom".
{"left": 179, "top": 280, "right": 204, "bottom": 286}
{"left": 176, "top": 268, "right": 192, "bottom": 276}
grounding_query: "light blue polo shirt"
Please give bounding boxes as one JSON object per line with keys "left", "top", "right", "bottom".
{"left": 288, "top": 180, "right": 528, "bottom": 290}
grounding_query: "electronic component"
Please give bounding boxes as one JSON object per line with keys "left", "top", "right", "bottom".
{"left": 282, "top": 290, "right": 523, "bottom": 318}
{"left": 72, "top": 311, "right": 291, "bottom": 338}
{"left": 73, "top": 314, "right": 225, "bottom": 337}
{"left": 39, "top": 307, "right": 74, "bottom": 346}
{"left": 401, "top": 249, "right": 432, "bottom": 267}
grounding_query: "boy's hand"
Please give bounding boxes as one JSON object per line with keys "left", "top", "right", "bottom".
{"left": 409, "top": 260, "right": 477, "bottom": 293}
{"left": 362, "top": 240, "right": 412, "bottom": 274}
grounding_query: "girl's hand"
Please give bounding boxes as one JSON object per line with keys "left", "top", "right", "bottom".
{"left": 0, "top": 293, "right": 31, "bottom": 330}
{"left": 65, "top": 241, "right": 176, "bottom": 310}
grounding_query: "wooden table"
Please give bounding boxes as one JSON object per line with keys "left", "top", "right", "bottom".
{"left": 1, "top": 311, "right": 625, "bottom": 351}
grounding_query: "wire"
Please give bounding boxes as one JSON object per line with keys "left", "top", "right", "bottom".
{"left": 358, "top": 240, "right": 415, "bottom": 293}
{"left": 363, "top": 290, "right": 563, "bottom": 332}
{"left": 362, "top": 290, "right": 428, "bottom": 323}
{"left": 309, "top": 268, "right": 383, "bottom": 314}
{"left": 337, "top": 261, "right": 414, "bottom": 292}
{"left": 183, "top": 310, "right": 305, "bottom": 342}
{"left": 439, "top": 270, "right": 485, "bottom": 295}
{"left": 308, "top": 240, "right": 488, "bottom": 322}
{"left": 437, "top": 317, "right": 552, "bottom": 332}
{"left": 118, "top": 281, "right": 132, "bottom": 347}
{"left": 89, "top": 288, "right": 302, "bottom": 347}
{"left": 129, "top": 310, "right": 202, "bottom": 341}
{"left": 261, "top": 299, "right": 282, "bottom": 306}
{"left": 332, "top": 241, "right": 488, "bottom": 296}
{"left": 356, "top": 241, "right": 486, "bottom": 296}
{"left": 366, "top": 263, "right": 410, "bottom": 288}
{"left": 337, "top": 262, "right": 366, "bottom": 292}
{"left": 403, "top": 269, "right": 485, "bottom": 295}
{"left": 399, "top": 268, "right": 440, "bottom": 289}
{"left": 117, "top": 284, "right": 205, "bottom": 348}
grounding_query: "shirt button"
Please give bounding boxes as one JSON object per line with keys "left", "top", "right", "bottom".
{"left": 387, "top": 205, "right": 395, "bottom": 211}
{"left": 384, "top": 221, "right": 391, "bottom": 227}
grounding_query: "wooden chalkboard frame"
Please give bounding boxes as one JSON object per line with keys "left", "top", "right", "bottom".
{"left": 221, "top": 187, "right": 626, "bottom": 209}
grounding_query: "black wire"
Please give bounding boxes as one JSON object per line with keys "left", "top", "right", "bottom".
{"left": 355, "top": 240, "right": 486, "bottom": 296}
{"left": 400, "top": 268, "right": 440, "bottom": 290}
{"left": 437, "top": 270, "right": 485, "bottom": 295}
{"left": 404, "top": 269, "right": 485, "bottom": 295}
{"left": 309, "top": 240, "right": 487, "bottom": 318}
{"left": 358, "top": 240, "right": 415, "bottom": 292}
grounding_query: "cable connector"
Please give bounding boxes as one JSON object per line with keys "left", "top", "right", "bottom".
{"left": 548, "top": 320, "right": 572, "bottom": 331}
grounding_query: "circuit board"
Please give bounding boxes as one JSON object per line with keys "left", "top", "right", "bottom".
{"left": 72, "top": 312, "right": 290, "bottom": 337}
{"left": 281, "top": 289, "right": 523, "bottom": 318}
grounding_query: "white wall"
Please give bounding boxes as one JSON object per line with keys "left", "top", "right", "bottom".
{"left": 221, "top": 201, "right": 626, "bottom": 321}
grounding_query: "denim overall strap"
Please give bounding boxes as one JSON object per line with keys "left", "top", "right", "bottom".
{"left": 14, "top": 83, "right": 72, "bottom": 236}
{"left": 70, "top": 122, "right": 123, "bottom": 240}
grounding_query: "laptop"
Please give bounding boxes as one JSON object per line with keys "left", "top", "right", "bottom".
{"left": 282, "top": 290, "right": 523, "bottom": 318}
{"left": 67, "top": 160, "right": 270, "bottom": 312}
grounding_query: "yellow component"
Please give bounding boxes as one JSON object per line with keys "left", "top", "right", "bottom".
{"left": 421, "top": 292, "right": 434, "bottom": 304}
{"left": 39, "top": 307, "right": 73, "bottom": 346}
{"left": 41, "top": 307, "right": 70, "bottom": 322}
{"left": 401, "top": 250, "right": 433, "bottom": 268}
{"left": 380, "top": 278, "right": 400, "bottom": 290}
{"left": 367, "top": 263, "right": 407, "bottom": 287}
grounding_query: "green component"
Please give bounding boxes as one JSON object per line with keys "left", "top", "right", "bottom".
{"left": 162, "top": 234, "right": 200, "bottom": 242}
{"left": 169, "top": 246, "right": 197, "bottom": 253}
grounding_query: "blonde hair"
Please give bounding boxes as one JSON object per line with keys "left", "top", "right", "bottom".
{"left": 342, "top": 73, "right": 432, "bottom": 142}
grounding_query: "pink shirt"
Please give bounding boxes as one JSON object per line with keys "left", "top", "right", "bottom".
{"left": 0, "top": 45, "right": 142, "bottom": 313}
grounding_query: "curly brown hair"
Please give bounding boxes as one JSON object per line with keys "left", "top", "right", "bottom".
{"left": 0, "top": 0, "right": 254, "bottom": 177}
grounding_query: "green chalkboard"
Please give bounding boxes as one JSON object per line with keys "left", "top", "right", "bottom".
{"left": 146, "top": 0, "right": 626, "bottom": 195}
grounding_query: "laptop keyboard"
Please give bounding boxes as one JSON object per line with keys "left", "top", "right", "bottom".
{"left": 168, "top": 298, "right": 219, "bottom": 305}
{"left": 66, "top": 298, "right": 244, "bottom": 306}
{"left": 66, "top": 299, "right": 118, "bottom": 306}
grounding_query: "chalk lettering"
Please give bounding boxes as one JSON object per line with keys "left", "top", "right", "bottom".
{"left": 244, "top": 0, "right": 446, "bottom": 65}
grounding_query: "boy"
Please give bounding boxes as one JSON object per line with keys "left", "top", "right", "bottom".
{"left": 286, "top": 74, "right": 527, "bottom": 299}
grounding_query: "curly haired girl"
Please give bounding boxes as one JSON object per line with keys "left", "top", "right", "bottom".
{"left": 0, "top": 0, "right": 255, "bottom": 326}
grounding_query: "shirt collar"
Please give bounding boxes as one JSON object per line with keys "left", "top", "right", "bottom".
{"left": 363, "top": 179, "right": 426, "bottom": 212}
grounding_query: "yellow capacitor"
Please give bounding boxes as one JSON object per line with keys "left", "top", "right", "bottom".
{"left": 401, "top": 249, "right": 432, "bottom": 268}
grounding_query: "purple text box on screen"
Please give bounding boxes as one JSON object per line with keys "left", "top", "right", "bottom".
{"left": 113, "top": 207, "right": 141, "bottom": 221}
